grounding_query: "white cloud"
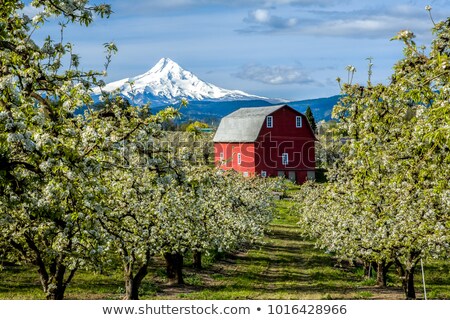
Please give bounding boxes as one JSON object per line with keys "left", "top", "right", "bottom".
{"left": 235, "top": 64, "right": 317, "bottom": 85}
{"left": 240, "top": 8, "right": 299, "bottom": 33}
{"left": 300, "top": 13, "right": 431, "bottom": 39}
{"left": 238, "top": 3, "right": 434, "bottom": 38}
{"left": 253, "top": 9, "right": 271, "bottom": 23}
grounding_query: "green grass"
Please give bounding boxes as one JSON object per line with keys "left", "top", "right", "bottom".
{"left": 1, "top": 196, "right": 450, "bottom": 300}
{"left": 0, "top": 265, "right": 45, "bottom": 300}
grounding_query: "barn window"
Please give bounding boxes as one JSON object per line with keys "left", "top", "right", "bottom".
{"left": 296, "top": 116, "right": 302, "bottom": 128}
{"left": 243, "top": 172, "right": 249, "bottom": 177}
{"left": 266, "top": 116, "right": 273, "bottom": 128}
{"left": 282, "top": 153, "right": 289, "bottom": 165}
{"left": 237, "top": 153, "right": 241, "bottom": 165}
{"left": 261, "top": 170, "right": 267, "bottom": 177}
{"left": 219, "top": 152, "right": 224, "bottom": 160}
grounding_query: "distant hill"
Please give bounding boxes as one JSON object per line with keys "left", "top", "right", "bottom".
{"left": 151, "top": 99, "right": 274, "bottom": 125}
{"left": 286, "top": 95, "right": 342, "bottom": 121}
{"left": 151, "top": 96, "right": 341, "bottom": 124}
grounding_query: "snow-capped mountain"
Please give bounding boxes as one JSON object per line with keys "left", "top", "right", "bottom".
{"left": 93, "top": 58, "right": 276, "bottom": 106}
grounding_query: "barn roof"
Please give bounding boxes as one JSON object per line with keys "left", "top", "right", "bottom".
{"left": 213, "top": 104, "right": 290, "bottom": 142}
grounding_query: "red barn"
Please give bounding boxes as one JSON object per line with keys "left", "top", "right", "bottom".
{"left": 213, "top": 105, "right": 316, "bottom": 184}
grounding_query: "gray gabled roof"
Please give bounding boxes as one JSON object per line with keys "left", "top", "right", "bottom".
{"left": 213, "top": 105, "right": 288, "bottom": 142}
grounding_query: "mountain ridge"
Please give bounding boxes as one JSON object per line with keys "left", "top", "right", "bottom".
{"left": 93, "top": 58, "right": 284, "bottom": 106}
{"left": 92, "top": 58, "right": 339, "bottom": 122}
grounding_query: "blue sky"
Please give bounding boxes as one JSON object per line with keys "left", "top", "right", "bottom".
{"left": 24, "top": 0, "right": 449, "bottom": 101}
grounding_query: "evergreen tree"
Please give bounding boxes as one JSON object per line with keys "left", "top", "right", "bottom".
{"left": 305, "top": 106, "right": 317, "bottom": 132}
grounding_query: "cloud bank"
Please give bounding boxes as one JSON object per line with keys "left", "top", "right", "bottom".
{"left": 235, "top": 64, "right": 317, "bottom": 85}
{"left": 238, "top": 4, "right": 435, "bottom": 38}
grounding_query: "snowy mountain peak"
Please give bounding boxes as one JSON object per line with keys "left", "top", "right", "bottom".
{"left": 149, "top": 57, "right": 182, "bottom": 74}
{"left": 140, "top": 58, "right": 198, "bottom": 85}
{"left": 93, "top": 58, "right": 276, "bottom": 106}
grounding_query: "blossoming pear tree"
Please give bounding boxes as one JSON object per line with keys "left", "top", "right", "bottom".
{"left": 297, "top": 11, "right": 450, "bottom": 299}
{"left": 98, "top": 149, "right": 277, "bottom": 299}
{"left": 1, "top": 0, "right": 279, "bottom": 301}
{"left": 0, "top": 0, "right": 178, "bottom": 300}
{"left": 156, "top": 168, "right": 277, "bottom": 286}
{"left": 0, "top": 0, "right": 122, "bottom": 299}
{"left": 78, "top": 95, "right": 179, "bottom": 300}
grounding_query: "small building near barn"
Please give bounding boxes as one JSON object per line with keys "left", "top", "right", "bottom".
{"left": 213, "top": 105, "right": 316, "bottom": 184}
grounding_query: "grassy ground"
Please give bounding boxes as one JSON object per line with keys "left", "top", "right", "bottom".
{"left": 1, "top": 198, "right": 449, "bottom": 300}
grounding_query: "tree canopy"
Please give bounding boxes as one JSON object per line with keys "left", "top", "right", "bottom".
{"left": 297, "top": 10, "right": 450, "bottom": 299}
{"left": 0, "top": 1, "right": 277, "bottom": 300}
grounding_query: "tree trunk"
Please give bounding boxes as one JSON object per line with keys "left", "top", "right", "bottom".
{"left": 24, "top": 234, "right": 77, "bottom": 300}
{"left": 46, "top": 284, "right": 66, "bottom": 300}
{"left": 405, "top": 267, "right": 416, "bottom": 299}
{"left": 164, "top": 252, "right": 184, "bottom": 285}
{"left": 39, "top": 261, "right": 75, "bottom": 300}
{"left": 175, "top": 253, "right": 184, "bottom": 284}
{"left": 124, "top": 272, "right": 146, "bottom": 300}
{"left": 193, "top": 251, "right": 202, "bottom": 270}
{"left": 397, "top": 262, "right": 416, "bottom": 299}
{"left": 164, "top": 252, "right": 176, "bottom": 281}
{"left": 376, "top": 261, "right": 391, "bottom": 287}
{"left": 123, "top": 260, "right": 149, "bottom": 300}
{"left": 124, "top": 275, "right": 135, "bottom": 300}
{"left": 37, "top": 269, "right": 49, "bottom": 297}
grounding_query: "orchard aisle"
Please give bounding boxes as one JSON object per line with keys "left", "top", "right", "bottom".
{"left": 166, "top": 200, "right": 405, "bottom": 300}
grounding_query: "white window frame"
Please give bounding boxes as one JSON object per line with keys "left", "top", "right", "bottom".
{"left": 219, "top": 152, "right": 224, "bottom": 160}
{"left": 282, "top": 153, "right": 289, "bottom": 165}
{"left": 266, "top": 116, "right": 273, "bottom": 128}
{"left": 261, "top": 170, "right": 267, "bottom": 178}
{"left": 296, "top": 116, "right": 302, "bottom": 128}
{"left": 237, "top": 153, "right": 241, "bottom": 165}
{"left": 243, "top": 172, "right": 249, "bottom": 177}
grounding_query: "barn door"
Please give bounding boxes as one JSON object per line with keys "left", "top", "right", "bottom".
{"left": 307, "top": 171, "right": 316, "bottom": 181}
{"left": 288, "top": 171, "right": 296, "bottom": 182}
